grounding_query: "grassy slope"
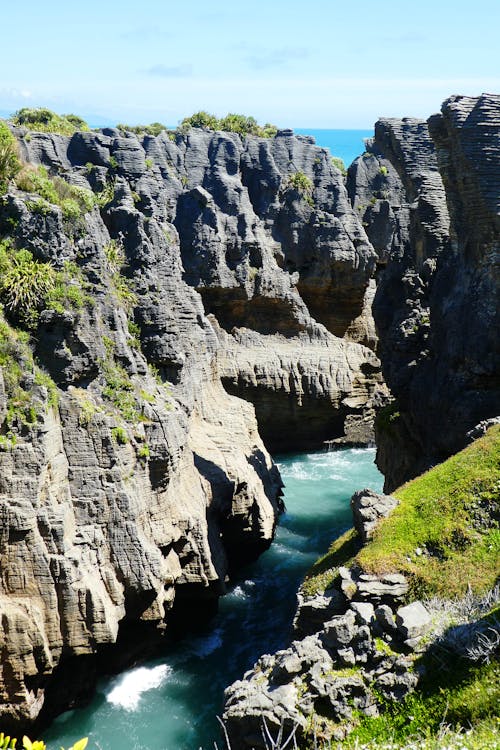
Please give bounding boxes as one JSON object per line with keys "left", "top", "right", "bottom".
{"left": 301, "top": 426, "right": 500, "bottom": 749}
{"left": 303, "top": 425, "right": 500, "bottom": 599}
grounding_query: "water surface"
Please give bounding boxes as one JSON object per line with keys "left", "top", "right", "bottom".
{"left": 45, "top": 448, "right": 382, "bottom": 750}
{"left": 294, "top": 128, "right": 373, "bottom": 167}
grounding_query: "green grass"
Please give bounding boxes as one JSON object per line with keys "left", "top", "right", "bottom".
{"left": 302, "top": 528, "right": 361, "bottom": 596}
{"left": 16, "top": 165, "right": 96, "bottom": 220}
{"left": 356, "top": 425, "right": 500, "bottom": 598}
{"left": 303, "top": 425, "right": 500, "bottom": 600}
{"left": 0, "top": 314, "right": 58, "bottom": 444}
{"left": 340, "top": 653, "right": 499, "bottom": 750}
{"left": 299, "top": 427, "right": 500, "bottom": 749}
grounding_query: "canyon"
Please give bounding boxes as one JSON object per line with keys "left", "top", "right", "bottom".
{"left": 0, "top": 92, "right": 498, "bottom": 739}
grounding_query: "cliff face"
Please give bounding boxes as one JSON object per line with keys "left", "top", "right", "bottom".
{"left": 0, "top": 125, "right": 382, "bottom": 727}
{"left": 349, "top": 93, "right": 500, "bottom": 490}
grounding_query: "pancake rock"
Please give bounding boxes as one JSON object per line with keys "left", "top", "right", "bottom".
{"left": 349, "top": 94, "right": 500, "bottom": 489}
{"left": 0, "top": 123, "right": 382, "bottom": 727}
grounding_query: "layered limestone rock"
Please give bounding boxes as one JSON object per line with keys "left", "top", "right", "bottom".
{"left": 215, "top": 324, "right": 384, "bottom": 452}
{"left": 0, "top": 123, "right": 382, "bottom": 728}
{"left": 348, "top": 94, "right": 500, "bottom": 490}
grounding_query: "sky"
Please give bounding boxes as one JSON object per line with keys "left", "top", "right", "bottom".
{"left": 0, "top": 0, "right": 499, "bottom": 128}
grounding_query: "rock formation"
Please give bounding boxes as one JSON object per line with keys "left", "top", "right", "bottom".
{"left": 348, "top": 93, "right": 500, "bottom": 490}
{"left": 221, "top": 487, "right": 427, "bottom": 748}
{"left": 0, "top": 123, "right": 382, "bottom": 728}
{"left": 222, "top": 93, "right": 500, "bottom": 746}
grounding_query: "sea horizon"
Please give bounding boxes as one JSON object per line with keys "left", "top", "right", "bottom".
{"left": 294, "top": 127, "right": 373, "bottom": 167}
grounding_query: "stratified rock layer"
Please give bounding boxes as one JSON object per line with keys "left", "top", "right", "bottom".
{"left": 349, "top": 93, "right": 500, "bottom": 489}
{"left": 0, "top": 124, "right": 381, "bottom": 728}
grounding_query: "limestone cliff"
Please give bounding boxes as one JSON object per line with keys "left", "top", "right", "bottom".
{"left": 348, "top": 93, "right": 500, "bottom": 490}
{"left": 0, "top": 123, "right": 381, "bottom": 728}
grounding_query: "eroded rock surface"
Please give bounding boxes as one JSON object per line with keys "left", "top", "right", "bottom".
{"left": 0, "top": 124, "right": 382, "bottom": 728}
{"left": 349, "top": 94, "right": 500, "bottom": 490}
{"left": 221, "top": 486, "right": 428, "bottom": 747}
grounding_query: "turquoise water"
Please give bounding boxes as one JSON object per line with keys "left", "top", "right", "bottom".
{"left": 294, "top": 128, "right": 373, "bottom": 167}
{"left": 44, "top": 448, "right": 382, "bottom": 750}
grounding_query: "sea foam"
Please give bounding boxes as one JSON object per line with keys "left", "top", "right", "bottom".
{"left": 106, "top": 665, "right": 172, "bottom": 710}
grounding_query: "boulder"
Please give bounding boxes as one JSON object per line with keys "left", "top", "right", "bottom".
{"left": 294, "top": 588, "right": 345, "bottom": 637}
{"left": 396, "top": 601, "right": 432, "bottom": 640}
{"left": 350, "top": 601, "right": 375, "bottom": 625}
{"left": 350, "top": 488, "right": 399, "bottom": 542}
{"left": 375, "top": 605, "right": 397, "bottom": 633}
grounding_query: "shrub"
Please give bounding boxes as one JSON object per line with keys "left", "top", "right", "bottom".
{"left": 0, "top": 243, "right": 90, "bottom": 325}
{"left": 0, "top": 244, "right": 55, "bottom": 325}
{"left": 60, "top": 198, "right": 81, "bottom": 220}
{"left": 331, "top": 156, "right": 347, "bottom": 175}
{"left": 137, "top": 443, "right": 150, "bottom": 460}
{"left": 286, "top": 171, "right": 314, "bottom": 202}
{"left": 0, "top": 314, "right": 58, "bottom": 441}
{"left": 104, "top": 239, "right": 125, "bottom": 273}
{"left": 62, "top": 114, "right": 89, "bottom": 131}
{"left": 117, "top": 122, "right": 168, "bottom": 137}
{"left": 112, "top": 273, "right": 137, "bottom": 309}
{"left": 180, "top": 112, "right": 277, "bottom": 138}
{"left": 0, "top": 122, "right": 21, "bottom": 192}
{"left": 16, "top": 166, "right": 96, "bottom": 218}
{"left": 112, "top": 425, "right": 128, "bottom": 445}
{"left": 45, "top": 260, "right": 90, "bottom": 314}
{"left": 101, "top": 357, "right": 138, "bottom": 422}
{"left": 180, "top": 111, "right": 219, "bottom": 130}
{"left": 95, "top": 180, "right": 115, "bottom": 208}
{"left": 11, "top": 108, "right": 89, "bottom": 135}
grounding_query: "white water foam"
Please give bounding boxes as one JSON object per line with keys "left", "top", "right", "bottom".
{"left": 106, "top": 664, "right": 172, "bottom": 711}
{"left": 277, "top": 463, "right": 318, "bottom": 481}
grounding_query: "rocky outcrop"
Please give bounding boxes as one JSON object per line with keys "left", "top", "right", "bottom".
{"left": 0, "top": 123, "right": 383, "bottom": 728}
{"left": 350, "top": 488, "right": 398, "bottom": 543}
{"left": 348, "top": 94, "right": 500, "bottom": 490}
{"left": 215, "top": 324, "right": 384, "bottom": 452}
{"left": 222, "top": 489, "right": 427, "bottom": 748}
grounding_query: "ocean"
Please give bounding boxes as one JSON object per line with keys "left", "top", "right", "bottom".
{"left": 294, "top": 128, "right": 373, "bottom": 168}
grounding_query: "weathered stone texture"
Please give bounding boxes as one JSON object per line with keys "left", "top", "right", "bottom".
{"left": 0, "top": 122, "right": 382, "bottom": 728}
{"left": 349, "top": 94, "right": 500, "bottom": 490}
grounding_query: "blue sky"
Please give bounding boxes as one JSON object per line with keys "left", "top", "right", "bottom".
{"left": 1, "top": 0, "right": 498, "bottom": 127}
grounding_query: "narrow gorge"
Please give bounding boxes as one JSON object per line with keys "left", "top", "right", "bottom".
{"left": 0, "top": 92, "right": 498, "bottom": 748}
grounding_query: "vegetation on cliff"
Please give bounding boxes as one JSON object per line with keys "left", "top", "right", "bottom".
{"left": 0, "top": 122, "right": 21, "bottom": 192}
{"left": 357, "top": 424, "right": 500, "bottom": 599}
{"left": 303, "top": 426, "right": 500, "bottom": 600}
{"left": 179, "top": 111, "right": 277, "bottom": 137}
{"left": 10, "top": 108, "right": 89, "bottom": 135}
{"left": 296, "top": 426, "right": 500, "bottom": 750}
